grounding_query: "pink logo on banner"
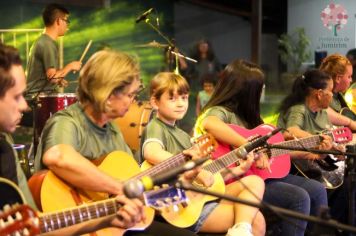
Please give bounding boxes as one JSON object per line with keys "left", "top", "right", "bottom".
{"left": 320, "top": 2, "right": 348, "bottom": 36}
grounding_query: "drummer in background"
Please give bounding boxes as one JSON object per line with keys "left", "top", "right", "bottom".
{"left": 26, "top": 3, "right": 81, "bottom": 95}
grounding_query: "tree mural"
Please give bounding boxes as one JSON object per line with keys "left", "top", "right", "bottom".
{"left": 321, "top": 2, "right": 348, "bottom": 36}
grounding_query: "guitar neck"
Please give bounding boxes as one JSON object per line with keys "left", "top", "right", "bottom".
{"left": 135, "top": 151, "right": 190, "bottom": 180}
{"left": 203, "top": 146, "right": 246, "bottom": 174}
{"left": 203, "top": 135, "right": 322, "bottom": 174}
{"left": 39, "top": 198, "right": 119, "bottom": 233}
{"left": 269, "top": 135, "right": 322, "bottom": 156}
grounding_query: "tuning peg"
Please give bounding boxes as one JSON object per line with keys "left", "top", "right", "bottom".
{"left": 155, "top": 200, "right": 165, "bottom": 208}
{"left": 0, "top": 219, "right": 5, "bottom": 227}
{"left": 15, "top": 212, "right": 22, "bottom": 220}
{"left": 23, "top": 228, "right": 30, "bottom": 236}
{"left": 180, "top": 201, "right": 188, "bottom": 208}
{"left": 161, "top": 184, "right": 169, "bottom": 188}
{"left": 172, "top": 204, "right": 179, "bottom": 212}
{"left": 7, "top": 215, "right": 14, "bottom": 223}
{"left": 3, "top": 204, "right": 10, "bottom": 212}
{"left": 164, "top": 197, "right": 172, "bottom": 203}
{"left": 34, "top": 217, "right": 40, "bottom": 226}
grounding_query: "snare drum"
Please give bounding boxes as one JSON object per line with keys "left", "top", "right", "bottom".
{"left": 114, "top": 101, "right": 154, "bottom": 153}
{"left": 36, "top": 93, "right": 77, "bottom": 135}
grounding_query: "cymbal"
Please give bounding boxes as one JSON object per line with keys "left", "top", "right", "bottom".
{"left": 135, "top": 40, "right": 169, "bottom": 48}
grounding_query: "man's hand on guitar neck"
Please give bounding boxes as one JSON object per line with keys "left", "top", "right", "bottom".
{"left": 332, "top": 142, "right": 346, "bottom": 161}
{"left": 318, "top": 134, "right": 333, "bottom": 150}
{"left": 110, "top": 196, "right": 145, "bottom": 229}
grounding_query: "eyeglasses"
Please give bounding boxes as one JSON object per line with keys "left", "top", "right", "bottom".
{"left": 126, "top": 85, "right": 145, "bottom": 100}
{"left": 60, "top": 18, "right": 70, "bottom": 24}
{"left": 112, "top": 83, "right": 145, "bottom": 100}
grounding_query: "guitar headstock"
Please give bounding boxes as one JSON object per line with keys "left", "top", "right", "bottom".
{"left": 0, "top": 204, "right": 39, "bottom": 236}
{"left": 191, "top": 133, "right": 218, "bottom": 156}
{"left": 328, "top": 127, "right": 352, "bottom": 144}
{"left": 143, "top": 186, "right": 188, "bottom": 211}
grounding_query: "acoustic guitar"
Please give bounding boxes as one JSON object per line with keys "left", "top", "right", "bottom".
{"left": 142, "top": 125, "right": 351, "bottom": 227}
{"left": 0, "top": 177, "right": 185, "bottom": 236}
{"left": 28, "top": 134, "right": 215, "bottom": 235}
{"left": 140, "top": 125, "right": 281, "bottom": 228}
{"left": 291, "top": 127, "right": 352, "bottom": 189}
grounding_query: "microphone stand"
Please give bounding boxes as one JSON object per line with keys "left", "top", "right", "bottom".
{"left": 346, "top": 145, "right": 356, "bottom": 233}
{"left": 269, "top": 143, "right": 356, "bottom": 232}
{"left": 142, "top": 18, "right": 196, "bottom": 75}
{"left": 175, "top": 181, "right": 356, "bottom": 235}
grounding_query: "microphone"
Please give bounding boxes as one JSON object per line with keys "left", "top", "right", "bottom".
{"left": 124, "top": 157, "right": 209, "bottom": 198}
{"left": 235, "top": 127, "right": 283, "bottom": 159}
{"left": 135, "top": 8, "right": 154, "bottom": 23}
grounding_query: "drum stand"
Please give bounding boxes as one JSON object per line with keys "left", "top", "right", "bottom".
{"left": 26, "top": 87, "right": 55, "bottom": 162}
{"left": 25, "top": 94, "right": 41, "bottom": 162}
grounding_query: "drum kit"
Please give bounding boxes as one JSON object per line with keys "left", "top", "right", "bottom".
{"left": 16, "top": 92, "right": 78, "bottom": 177}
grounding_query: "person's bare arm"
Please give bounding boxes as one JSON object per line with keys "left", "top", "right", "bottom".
{"left": 202, "top": 116, "right": 248, "bottom": 147}
{"left": 46, "top": 61, "right": 82, "bottom": 85}
{"left": 143, "top": 141, "right": 174, "bottom": 165}
{"left": 326, "top": 107, "right": 356, "bottom": 131}
{"left": 42, "top": 144, "right": 122, "bottom": 195}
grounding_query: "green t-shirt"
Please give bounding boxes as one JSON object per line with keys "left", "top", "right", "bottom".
{"left": 194, "top": 106, "right": 247, "bottom": 136}
{"left": 198, "top": 90, "right": 211, "bottom": 108}
{"left": 277, "top": 104, "right": 332, "bottom": 135}
{"left": 34, "top": 103, "right": 132, "bottom": 171}
{"left": 27, "top": 34, "right": 59, "bottom": 94}
{"left": 329, "top": 93, "right": 343, "bottom": 112}
{"left": 141, "top": 117, "right": 192, "bottom": 160}
{"left": 1, "top": 133, "right": 37, "bottom": 210}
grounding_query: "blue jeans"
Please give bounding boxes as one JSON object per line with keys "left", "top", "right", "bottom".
{"left": 186, "top": 201, "right": 219, "bottom": 233}
{"left": 263, "top": 174, "right": 328, "bottom": 236}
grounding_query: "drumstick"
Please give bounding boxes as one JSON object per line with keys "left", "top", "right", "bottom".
{"left": 79, "top": 40, "right": 92, "bottom": 62}
{"left": 73, "top": 40, "right": 92, "bottom": 74}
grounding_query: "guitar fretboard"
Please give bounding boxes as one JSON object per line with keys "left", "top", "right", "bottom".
{"left": 203, "top": 135, "right": 322, "bottom": 174}
{"left": 269, "top": 135, "right": 321, "bottom": 157}
{"left": 39, "top": 198, "right": 119, "bottom": 233}
{"left": 135, "top": 152, "right": 189, "bottom": 180}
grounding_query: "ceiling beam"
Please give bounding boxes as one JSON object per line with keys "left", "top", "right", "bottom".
{"left": 185, "top": 0, "right": 251, "bottom": 18}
